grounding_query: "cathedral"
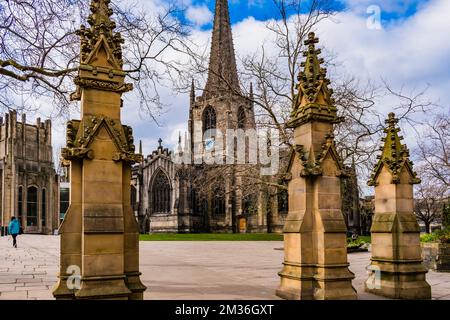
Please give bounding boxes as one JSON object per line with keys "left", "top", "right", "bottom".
{"left": 131, "top": 0, "right": 288, "bottom": 233}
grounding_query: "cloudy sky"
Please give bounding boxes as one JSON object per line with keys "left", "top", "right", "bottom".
{"left": 46, "top": 0, "right": 449, "bottom": 162}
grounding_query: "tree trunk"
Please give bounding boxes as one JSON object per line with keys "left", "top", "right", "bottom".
{"left": 425, "top": 222, "right": 431, "bottom": 234}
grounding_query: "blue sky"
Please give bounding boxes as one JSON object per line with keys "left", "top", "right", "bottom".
{"left": 182, "top": 0, "right": 430, "bottom": 27}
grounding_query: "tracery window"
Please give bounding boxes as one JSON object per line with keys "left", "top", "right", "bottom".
{"left": 151, "top": 171, "right": 171, "bottom": 214}
{"left": 213, "top": 186, "right": 226, "bottom": 216}
{"left": 27, "top": 186, "right": 38, "bottom": 226}
{"left": 202, "top": 106, "right": 217, "bottom": 132}
{"left": 237, "top": 106, "right": 246, "bottom": 129}
{"left": 41, "top": 188, "right": 47, "bottom": 227}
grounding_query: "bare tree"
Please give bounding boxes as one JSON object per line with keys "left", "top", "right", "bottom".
{"left": 0, "top": 0, "right": 190, "bottom": 120}
{"left": 415, "top": 181, "right": 447, "bottom": 233}
{"left": 417, "top": 112, "right": 450, "bottom": 188}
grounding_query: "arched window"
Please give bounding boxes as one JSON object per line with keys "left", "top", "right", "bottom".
{"left": 212, "top": 187, "right": 226, "bottom": 216}
{"left": 237, "top": 106, "right": 246, "bottom": 129}
{"left": 18, "top": 186, "right": 23, "bottom": 225}
{"left": 242, "top": 193, "right": 257, "bottom": 215}
{"left": 278, "top": 187, "right": 289, "bottom": 215}
{"left": 151, "top": 171, "right": 171, "bottom": 214}
{"left": 27, "top": 186, "right": 38, "bottom": 227}
{"left": 41, "top": 188, "right": 47, "bottom": 228}
{"left": 202, "top": 106, "right": 216, "bottom": 132}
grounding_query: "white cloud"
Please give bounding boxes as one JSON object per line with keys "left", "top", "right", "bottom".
{"left": 186, "top": 5, "right": 214, "bottom": 27}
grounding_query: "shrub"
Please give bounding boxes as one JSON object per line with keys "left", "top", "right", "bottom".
{"left": 347, "top": 238, "right": 368, "bottom": 249}
{"left": 420, "top": 227, "right": 450, "bottom": 244}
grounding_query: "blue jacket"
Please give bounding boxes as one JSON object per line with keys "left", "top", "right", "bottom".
{"left": 8, "top": 220, "right": 20, "bottom": 235}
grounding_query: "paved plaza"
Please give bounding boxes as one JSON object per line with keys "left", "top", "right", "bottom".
{"left": 1, "top": 235, "right": 450, "bottom": 300}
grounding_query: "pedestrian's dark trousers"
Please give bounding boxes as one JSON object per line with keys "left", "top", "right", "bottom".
{"left": 12, "top": 234, "right": 17, "bottom": 248}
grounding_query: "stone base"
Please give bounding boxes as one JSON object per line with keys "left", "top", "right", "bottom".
{"left": 52, "top": 276, "right": 76, "bottom": 300}
{"left": 125, "top": 272, "right": 147, "bottom": 300}
{"left": 74, "top": 276, "right": 132, "bottom": 300}
{"left": 277, "top": 263, "right": 357, "bottom": 300}
{"left": 365, "top": 259, "right": 431, "bottom": 299}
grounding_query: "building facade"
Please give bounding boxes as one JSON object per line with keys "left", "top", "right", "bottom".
{"left": 0, "top": 110, "right": 59, "bottom": 234}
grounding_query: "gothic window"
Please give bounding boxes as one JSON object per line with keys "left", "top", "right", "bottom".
{"left": 60, "top": 187, "right": 70, "bottom": 223}
{"left": 278, "top": 187, "right": 289, "bottom": 215}
{"left": 18, "top": 186, "right": 23, "bottom": 224}
{"left": 191, "top": 188, "right": 202, "bottom": 215}
{"left": 237, "top": 106, "right": 246, "bottom": 129}
{"left": 202, "top": 106, "right": 217, "bottom": 132}
{"left": 212, "top": 187, "right": 226, "bottom": 216}
{"left": 26, "top": 186, "right": 38, "bottom": 227}
{"left": 151, "top": 171, "right": 171, "bottom": 214}
{"left": 242, "top": 193, "right": 257, "bottom": 215}
{"left": 41, "top": 188, "right": 47, "bottom": 228}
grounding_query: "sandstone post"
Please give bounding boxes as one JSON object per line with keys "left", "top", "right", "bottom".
{"left": 365, "top": 113, "right": 431, "bottom": 299}
{"left": 276, "top": 33, "right": 356, "bottom": 300}
{"left": 52, "top": 0, "right": 146, "bottom": 300}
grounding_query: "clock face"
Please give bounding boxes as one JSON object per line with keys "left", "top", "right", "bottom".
{"left": 204, "top": 138, "right": 215, "bottom": 151}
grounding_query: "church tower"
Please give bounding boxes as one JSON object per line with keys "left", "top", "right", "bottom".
{"left": 189, "top": 0, "right": 257, "bottom": 232}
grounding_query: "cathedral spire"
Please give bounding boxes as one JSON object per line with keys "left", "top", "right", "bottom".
{"left": 202, "top": 0, "right": 240, "bottom": 99}
{"left": 288, "top": 32, "right": 337, "bottom": 128}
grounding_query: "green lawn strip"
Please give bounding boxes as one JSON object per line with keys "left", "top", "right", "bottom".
{"left": 140, "top": 234, "right": 373, "bottom": 243}
{"left": 139, "top": 233, "right": 283, "bottom": 241}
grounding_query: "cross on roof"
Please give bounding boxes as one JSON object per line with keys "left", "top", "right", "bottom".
{"left": 158, "top": 138, "right": 163, "bottom": 148}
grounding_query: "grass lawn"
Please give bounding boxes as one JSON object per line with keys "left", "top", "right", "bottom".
{"left": 139, "top": 233, "right": 283, "bottom": 241}
{"left": 357, "top": 236, "right": 371, "bottom": 243}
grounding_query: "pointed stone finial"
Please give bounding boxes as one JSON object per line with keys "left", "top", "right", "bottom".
{"left": 139, "top": 140, "right": 142, "bottom": 155}
{"left": 177, "top": 132, "right": 183, "bottom": 154}
{"left": 248, "top": 82, "right": 255, "bottom": 110}
{"left": 190, "top": 79, "right": 195, "bottom": 106}
{"left": 184, "top": 131, "right": 189, "bottom": 152}
{"left": 77, "top": 0, "right": 124, "bottom": 66}
{"left": 70, "top": 0, "right": 131, "bottom": 101}
{"left": 202, "top": 0, "right": 240, "bottom": 99}
{"left": 288, "top": 32, "right": 336, "bottom": 128}
{"left": 368, "top": 112, "right": 420, "bottom": 186}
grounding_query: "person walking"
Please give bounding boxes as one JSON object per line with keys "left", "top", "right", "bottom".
{"left": 8, "top": 217, "right": 20, "bottom": 248}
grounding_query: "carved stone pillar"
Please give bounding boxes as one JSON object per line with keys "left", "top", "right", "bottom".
{"left": 52, "top": 0, "right": 146, "bottom": 300}
{"left": 276, "top": 33, "right": 356, "bottom": 300}
{"left": 365, "top": 113, "right": 431, "bottom": 299}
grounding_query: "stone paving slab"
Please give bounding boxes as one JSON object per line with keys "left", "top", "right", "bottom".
{"left": 1, "top": 235, "right": 450, "bottom": 300}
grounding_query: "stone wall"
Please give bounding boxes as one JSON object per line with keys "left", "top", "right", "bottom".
{"left": 422, "top": 243, "right": 450, "bottom": 272}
